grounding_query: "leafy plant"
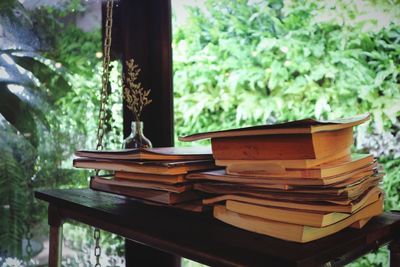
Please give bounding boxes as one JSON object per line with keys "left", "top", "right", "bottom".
{"left": 0, "top": 0, "right": 123, "bottom": 258}
{"left": 0, "top": 0, "right": 74, "bottom": 256}
{"left": 173, "top": 0, "right": 400, "bottom": 266}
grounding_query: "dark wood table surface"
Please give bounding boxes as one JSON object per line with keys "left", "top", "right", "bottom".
{"left": 35, "top": 188, "right": 400, "bottom": 267}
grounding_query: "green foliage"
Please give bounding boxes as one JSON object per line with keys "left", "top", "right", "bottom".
{"left": 346, "top": 246, "right": 388, "bottom": 267}
{"left": 0, "top": 120, "right": 34, "bottom": 257}
{"left": 173, "top": 1, "right": 400, "bottom": 266}
{"left": 382, "top": 158, "right": 400, "bottom": 211}
{"left": 174, "top": 0, "right": 400, "bottom": 136}
{"left": 0, "top": 3, "right": 72, "bottom": 252}
{"left": 0, "top": 0, "right": 122, "bottom": 258}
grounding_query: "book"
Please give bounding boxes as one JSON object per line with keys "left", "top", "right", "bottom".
{"left": 243, "top": 173, "right": 382, "bottom": 197}
{"left": 194, "top": 182, "right": 375, "bottom": 202}
{"left": 194, "top": 173, "right": 381, "bottom": 199}
{"left": 90, "top": 176, "right": 201, "bottom": 204}
{"left": 186, "top": 165, "right": 377, "bottom": 186}
{"left": 226, "top": 154, "right": 374, "bottom": 179}
{"left": 92, "top": 176, "right": 193, "bottom": 193}
{"left": 226, "top": 200, "right": 351, "bottom": 227}
{"left": 213, "top": 197, "right": 383, "bottom": 243}
{"left": 202, "top": 187, "right": 383, "bottom": 213}
{"left": 179, "top": 114, "right": 369, "bottom": 160}
{"left": 211, "top": 127, "right": 354, "bottom": 160}
{"left": 216, "top": 148, "right": 351, "bottom": 169}
{"left": 73, "top": 158, "right": 217, "bottom": 175}
{"left": 75, "top": 146, "right": 213, "bottom": 161}
{"left": 115, "top": 171, "right": 187, "bottom": 184}
{"left": 180, "top": 114, "right": 370, "bottom": 140}
{"left": 243, "top": 169, "right": 378, "bottom": 189}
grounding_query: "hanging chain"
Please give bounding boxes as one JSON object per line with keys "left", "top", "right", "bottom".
{"left": 93, "top": 1, "right": 114, "bottom": 266}
{"left": 95, "top": 0, "right": 115, "bottom": 153}
{"left": 94, "top": 228, "right": 102, "bottom": 267}
{"left": 25, "top": 176, "right": 34, "bottom": 265}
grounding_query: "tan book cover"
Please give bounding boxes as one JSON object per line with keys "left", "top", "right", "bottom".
{"left": 225, "top": 196, "right": 379, "bottom": 227}
{"left": 194, "top": 182, "right": 376, "bottom": 202}
{"left": 186, "top": 165, "right": 376, "bottom": 186}
{"left": 192, "top": 173, "right": 381, "bottom": 197}
{"left": 226, "top": 154, "right": 374, "bottom": 179}
{"left": 202, "top": 187, "right": 383, "bottom": 213}
{"left": 213, "top": 197, "right": 383, "bottom": 243}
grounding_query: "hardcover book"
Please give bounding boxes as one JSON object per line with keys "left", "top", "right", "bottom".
{"left": 179, "top": 114, "right": 369, "bottom": 160}
{"left": 73, "top": 158, "right": 217, "bottom": 175}
{"left": 90, "top": 176, "right": 201, "bottom": 204}
{"left": 75, "top": 146, "right": 213, "bottom": 161}
{"left": 213, "top": 197, "right": 383, "bottom": 243}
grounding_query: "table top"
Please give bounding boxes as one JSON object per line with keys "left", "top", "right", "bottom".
{"left": 35, "top": 188, "right": 400, "bottom": 267}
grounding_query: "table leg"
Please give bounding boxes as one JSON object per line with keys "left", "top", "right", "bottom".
{"left": 125, "top": 239, "right": 181, "bottom": 267}
{"left": 389, "top": 238, "right": 400, "bottom": 267}
{"left": 48, "top": 205, "right": 63, "bottom": 267}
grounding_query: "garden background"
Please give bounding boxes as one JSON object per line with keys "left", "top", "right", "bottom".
{"left": 0, "top": 0, "right": 399, "bottom": 266}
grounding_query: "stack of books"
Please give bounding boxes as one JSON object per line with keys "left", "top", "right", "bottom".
{"left": 180, "top": 114, "right": 384, "bottom": 242}
{"left": 73, "top": 147, "right": 218, "bottom": 211}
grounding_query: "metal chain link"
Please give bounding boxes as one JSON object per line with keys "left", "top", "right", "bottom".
{"left": 95, "top": 0, "right": 114, "bottom": 154}
{"left": 93, "top": 1, "right": 114, "bottom": 266}
{"left": 26, "top": 231, "right": 33, "bottom": 258}
{"left": 94, "top": 228, "right": 101, "bottom": 267}
{"left": 25, "top": 176, "right": 34, "bottom": 265}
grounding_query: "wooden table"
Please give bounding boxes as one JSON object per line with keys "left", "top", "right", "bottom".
{"left": 35, "top": 188, "right": 400, "bottom": 267}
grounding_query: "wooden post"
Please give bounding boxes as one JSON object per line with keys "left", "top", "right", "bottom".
{"left": 104, "top": 0, "right": 178, "bottom": 265}
{"left": 389, "top": 238, "right": 400, "bottom": 267}
{"left": 109, "top": 0, "right": 174, "bottom": 147}
{"left": 48, "top": 205, "right": 63, "bottom": 267}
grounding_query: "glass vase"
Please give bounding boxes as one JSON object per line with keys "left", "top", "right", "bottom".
{"left": 123, "top": 121, "right": 152, "bottom": 149}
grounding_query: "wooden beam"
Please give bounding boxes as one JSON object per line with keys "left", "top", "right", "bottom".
{"left": 110, "top": 0, "right": 174, "bottom": 148}
{"left": 104, "top": 0, "right": 177, "bottom": 265}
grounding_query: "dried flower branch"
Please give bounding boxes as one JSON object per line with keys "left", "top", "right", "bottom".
{"left": 123, "top": 59, "right": 152, "bottom": 121}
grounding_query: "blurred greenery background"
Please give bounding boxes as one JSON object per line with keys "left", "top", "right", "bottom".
{"left": 0, "top": 0, "right": 399, "bottom": 266}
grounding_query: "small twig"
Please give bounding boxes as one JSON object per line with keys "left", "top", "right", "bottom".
{"left": 123, "top": 59, "right": 152, "bottom": 121}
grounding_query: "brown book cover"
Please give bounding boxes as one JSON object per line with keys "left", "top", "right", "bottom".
{"left": 179, "top": 114, "right": 369, "bottom": 160}
{"left": 115, "top": 171, "right": 187, "bottom": 184}
{"left": 216, "top": 148, "right": 350, "bottom": 168}
{"left": 90, "top": 176, "right": 202, "bottom": 204}
{"left": 97, "top": 176, "right": 194, "bottom": 193}
{"left": 75, "top": 146, "right": 213, "bottom": 161}
{"left": 180, "top": 114, "right": 369, "bottom": 141}
{"left": 211, "top": 128, "right": 354, "bottom": 160}
{"left": 74, "top": 158, "right": 218, "bottom": 175}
